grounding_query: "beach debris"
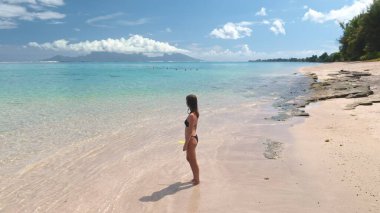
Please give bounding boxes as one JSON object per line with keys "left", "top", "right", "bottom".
{"left": 325, "top": 139, "right": 330, "bottom": 142}
{"left": 263, "top": 139, "right": 283, "bottom": 159}
{"left": 264, "top": 177, "right": 270, "bottom": 180}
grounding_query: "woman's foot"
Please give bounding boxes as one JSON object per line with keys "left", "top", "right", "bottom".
{"left": 192, "top": 179, "right": 200, "bottom": 185}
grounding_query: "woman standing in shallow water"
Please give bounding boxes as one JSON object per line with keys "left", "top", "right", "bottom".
{"left": 183, "top": 94, "right": 200, "bottom": 185}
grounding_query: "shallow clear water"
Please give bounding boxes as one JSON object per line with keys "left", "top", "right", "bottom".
{"left": 0, "top": 62, "right": 312, "bottom": 174}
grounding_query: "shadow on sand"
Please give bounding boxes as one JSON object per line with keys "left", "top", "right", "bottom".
{"left": 139, "top": 181, "right": 194, "bottom": 202}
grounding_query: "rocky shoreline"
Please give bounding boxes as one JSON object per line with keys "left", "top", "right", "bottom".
{"left": 300, "top": 70, "right": 379, "bottom": 108}
{"left": 271, "top": 67, "right": 380, "bottom": 121}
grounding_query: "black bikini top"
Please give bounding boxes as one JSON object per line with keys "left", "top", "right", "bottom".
{"left": 184, "top": 119, "right": 189, "bottom": 127}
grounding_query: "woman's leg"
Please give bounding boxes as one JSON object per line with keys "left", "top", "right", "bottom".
{"left": 186, "top": 139, "right": 199, "bottom": 184}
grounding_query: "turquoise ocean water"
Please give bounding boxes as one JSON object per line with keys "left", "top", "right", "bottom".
{"left": 0, "top": 62, "right": 311, "bottom": 174}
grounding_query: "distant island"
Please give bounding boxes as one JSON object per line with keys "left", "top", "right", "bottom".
{"left": 42, "top": 52, "right": 201, "bottom": 62}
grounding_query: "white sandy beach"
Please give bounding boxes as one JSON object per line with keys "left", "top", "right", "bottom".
{"left": 291, "top": 61, "right": 380, "bottom": 212}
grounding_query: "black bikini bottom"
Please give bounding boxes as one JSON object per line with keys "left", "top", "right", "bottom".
{"left": 191, "top": 135, "right": 198, "bottom": 142}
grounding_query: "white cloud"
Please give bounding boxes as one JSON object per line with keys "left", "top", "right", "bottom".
{"left": 165, "top": 27, "right": 172, "bottom": 33}
{"left": 255, "top": 7, "right": 267, "bottom": 16}
{"left": 117, "top": 18, "right": 149, "bottom": 26}
{"left": 49, "top": 20, "right": 64, "bottom": 24}
{"left": 2, "top": 0, "right": 36, "bottom": 4}
{"left": 0, "top": 0, "right": 65, "bottom": 29}
{"left": 28, "top": 4, "right": 44, "bottom": 10}
{"left": 33, "top": 11, "right": 64, "bottom": 19}
{"left": 303, "top": 0, "right": 373, "bottom": 23}
{"left": 0, "top": 3, "right": 27, "bottom": 18}
{"left": 86, "top": 13, "right": 149, "bottom": 28}
{"left": 240, "top": 44, "right": 253, "bottom": 55}
{"left": 194, "top": 48, "right": 333, "bottom": 61}
{"left": 28, "top": 35, "right": 189, "bottom": 54}
{"left": 189, "top": 44, "right": 255, "bottom": 61}
{"left": 187, "top": 42, "right": 338, "bottom": 61}
{"left": 38, "top": 0, "right": 64, "bottom": 7}
{"left": 262, "top": 50, "right": 328, "bottom": 58}
{"left": 270, "top": 19, "right": 286, "bottom": 35}
{"left": 3, "top": 0, "right": 65, "bottom": 7}
{"left": 210, "top": 22, "right": 252, "bottom": 39}
{"left": 0, "top": 19, "right": 17, "bottom": 29}
{"left": 86, "top": 12, "right": 124, "bottom": 27}
{"left": 303, "top": 9, "right": 324, "bottom": 23}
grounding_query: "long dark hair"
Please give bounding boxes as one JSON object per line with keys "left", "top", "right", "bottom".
{"left": 186, "top": 94, "right": 199, "bottom": 118}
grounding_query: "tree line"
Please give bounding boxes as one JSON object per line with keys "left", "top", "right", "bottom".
{"left": 249, "top": 53, "right": 341, "bottom": 63}
{"left": 339, "top": 0, "right": 380, "bottom": 61}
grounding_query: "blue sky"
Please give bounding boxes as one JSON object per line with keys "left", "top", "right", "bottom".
{"left": 0, "top": 0, "right": 374, "bottom": 61}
